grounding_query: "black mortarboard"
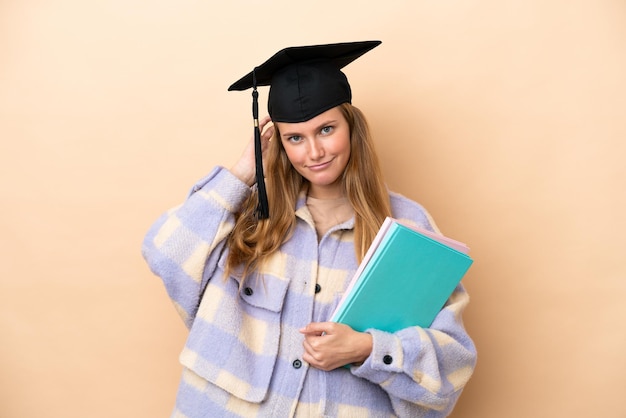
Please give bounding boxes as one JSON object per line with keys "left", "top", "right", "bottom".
{"left": 228, "top": 40, "right": 382, "bottom": 219}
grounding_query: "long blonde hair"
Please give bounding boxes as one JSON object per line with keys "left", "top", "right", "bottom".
{"left": 225, "top": 103, "right": 391, "bottom": 280}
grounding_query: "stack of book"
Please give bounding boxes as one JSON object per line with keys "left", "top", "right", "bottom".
{"left": 330, "top": 217, "right": 474, "bottom": 333}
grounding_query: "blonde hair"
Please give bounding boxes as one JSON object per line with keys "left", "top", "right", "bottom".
{"left": 225, "top": 103, "right": 391, "bottom": 281}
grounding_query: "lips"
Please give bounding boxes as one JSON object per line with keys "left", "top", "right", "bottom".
{"left": 307, "top": 159, "right": 334, "bottom": 171}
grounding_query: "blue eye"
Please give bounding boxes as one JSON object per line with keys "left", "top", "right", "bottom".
{"left": 321, "top": 126, "right": 333, "bottom": 135}
{"left": 288, "top": 135, "right": 302, "bottom": 143}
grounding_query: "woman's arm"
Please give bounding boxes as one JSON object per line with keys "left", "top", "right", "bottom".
{"left": 300, "top": 284, "right": 475, "bottom": 417}
{"left": 353, "top": 284, "right": 476, "bottom": 416}
{"left": 141, "top": 167, "right": 251, "bottom": 328}
{"left": 142, "top": 117, "right": 274, "bottom": 327}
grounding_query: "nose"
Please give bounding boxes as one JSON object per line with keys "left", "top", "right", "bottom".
{"left": 308, "top": 138, "right": 324, "bottom": 160}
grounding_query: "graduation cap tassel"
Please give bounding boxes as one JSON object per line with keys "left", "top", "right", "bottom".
{"left": 252, "top": 69, "right": 269, "bottom": 219}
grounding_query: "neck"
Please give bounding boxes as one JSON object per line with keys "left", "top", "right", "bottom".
{"left": 307, "top": 185, "right": 345, "bottom": 200}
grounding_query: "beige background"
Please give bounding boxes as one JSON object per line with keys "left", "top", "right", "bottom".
{"left": 1, "top": 1, "right": 625, "bottom": 417}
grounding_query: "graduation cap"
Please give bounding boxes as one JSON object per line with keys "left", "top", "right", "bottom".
{"left": 228, "top": 40, "right": 382, "bottom": 219}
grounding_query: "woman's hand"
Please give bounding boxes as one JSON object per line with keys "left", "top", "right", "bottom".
{"left": 229, "top": 116, "right": 274, "bottom": 186}
{"left": 299, "top": 322, "right": 373, "bottom": 371}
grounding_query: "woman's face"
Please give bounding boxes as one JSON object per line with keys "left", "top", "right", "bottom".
{"left": 276, "top": 106, "right": 351, "bottom": 199}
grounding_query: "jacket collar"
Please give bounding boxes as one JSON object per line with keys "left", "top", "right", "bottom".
{"left": 294, "top": 187, "right": 355, "bottom": 232}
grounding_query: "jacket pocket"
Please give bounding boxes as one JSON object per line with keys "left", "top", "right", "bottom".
{"left": 180, "top": 255, "right": 290, "bottom": 403}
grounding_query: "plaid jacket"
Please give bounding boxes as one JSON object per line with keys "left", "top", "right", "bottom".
{"left": 142, "top": 167, "right": 476, "bottom": 418}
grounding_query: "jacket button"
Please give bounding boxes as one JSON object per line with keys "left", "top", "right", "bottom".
{"left": 244, "top": 287, "right": 253, "bottom": 296}
{"left": 292, "top": 359, "right": 302, "bottom": 369}
{"left": 315, "top": 284, "right": 321, "bottom": 293}
{"left": 383, "top": 355, "right": 393, "bottom": 365}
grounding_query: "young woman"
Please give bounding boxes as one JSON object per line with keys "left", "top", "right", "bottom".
{"left": 142, "top": 41, "right": 476, "bottom": 417}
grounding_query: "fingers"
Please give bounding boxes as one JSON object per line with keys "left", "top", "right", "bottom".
{"left": 258, "top": 116, "right": 274, "bottom": 147}
{"left": 230, "top": 116, "right": 273, "bottom": 186}
{"left": 259, "top": 115, "right": 272, "bottom": 126}
{"left": 299, "top": 322, "right": 337, "bottom": 336}
{"left": 259, "top": 116, "right": 273, "bottom": 134}
{"left": 262, "top": 124, "right": 275, "bottom": 142}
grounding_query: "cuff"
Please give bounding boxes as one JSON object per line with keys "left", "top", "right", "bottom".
{"left": 352, "top": 329, "right": 409, "bottom": 377}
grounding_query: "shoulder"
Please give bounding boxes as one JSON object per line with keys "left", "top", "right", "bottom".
{"left": 388, "top": 190, "right": 441, "bottom": 233}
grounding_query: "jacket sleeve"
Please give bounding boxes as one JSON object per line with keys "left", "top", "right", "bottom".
{"left": 350, "top": 283, "right": 477, "bottom": 417}
{"left": 141, "top": 167, "right": 251, "bottom": 328}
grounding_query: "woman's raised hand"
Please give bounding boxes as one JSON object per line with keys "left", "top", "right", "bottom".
{"left": 230, "top": 116, "right": 275, "bottom": 186}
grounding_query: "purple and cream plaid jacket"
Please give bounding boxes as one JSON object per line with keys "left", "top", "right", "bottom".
{"left": 142, "top": 167, "right": 476, "bottom": 418}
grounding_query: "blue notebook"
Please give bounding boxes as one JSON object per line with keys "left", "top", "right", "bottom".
{"left": 330, "top": 217, "right": 473, "bottom": 333}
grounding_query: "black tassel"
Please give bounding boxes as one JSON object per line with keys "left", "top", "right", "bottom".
{"left": 252, "top": 69, "right": 269, "bottom": 219}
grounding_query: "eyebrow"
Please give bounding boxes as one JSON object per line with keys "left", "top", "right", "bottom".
{"left": 280, "top": 119, "right": 339, "bottom": 137}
